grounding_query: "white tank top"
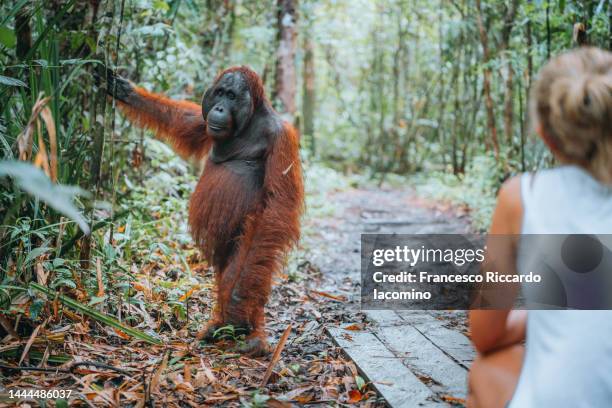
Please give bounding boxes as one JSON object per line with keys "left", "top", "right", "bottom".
{"left": 509, "top": 166, "right": 612, "bottom": 408}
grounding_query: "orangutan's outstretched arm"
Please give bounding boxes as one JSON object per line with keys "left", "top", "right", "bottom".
{"left": 104, "top": 69, "right": 211, "bottom": 160}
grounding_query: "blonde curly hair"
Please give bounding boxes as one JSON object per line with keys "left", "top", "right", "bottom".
{"left": 532, "top": 47, "right": 612, "bottom": 183}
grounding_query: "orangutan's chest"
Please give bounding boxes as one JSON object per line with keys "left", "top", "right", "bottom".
{"left": 189, "top": 160, "right": 264, "bottom": 228}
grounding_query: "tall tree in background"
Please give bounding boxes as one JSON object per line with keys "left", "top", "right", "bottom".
{"left": 475, "top": 0, "right": 500, "bottom": 160}
{"left": 201, "top": 1, "right": 237, "bottom": 79}
{"left": 302, "top": 28, "right": 315, "bottom": 154}
{"left": 274, "top": 0, "right": 298, "bottom": 118}
{"left": 14, "top": 6, "right": 31, "bottom": 60}
{"left": 500, "top": 0, "right": 519, "bottom": 146}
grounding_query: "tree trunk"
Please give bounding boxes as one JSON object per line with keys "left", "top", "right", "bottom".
{"left": 437, "top": 1, "right": 447, "bottom": 168}
{"left": 15, "top": 6, "right": 31, "bottom": 60}
{"left": 302, "top": 34, "right": 315, "bottom": 155}
{"left": 274, "top": 0, "right": 298, "bottom": 118}
{"left": 500, "top": 0, "right": 518, "bottom": 146}
{"left": 609, "top": 0, "right": 611, "bottom": 50}
{"left": 526, "top": 1, "right": 533, "bottom": 91}
{"left": 475, "top": 0, "right": 500, "bottom": 159}
{"left": 519, "top": 77, "right": 526, "bottom": 171}
{"left": 546, "top": 2, "right": 551, "bottom": 59}
{"left": 503, "top": 65, "right": 513, "bottom": 144}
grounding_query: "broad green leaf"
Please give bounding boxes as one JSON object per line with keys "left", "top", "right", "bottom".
{"left": 52, "top": 258, "right": 65, "bottom": 268}
{"left": 0, "top": 346, "right": 70, "bottom": 364}
{"left": 355, "top": 375, "right": 366, "bottom": 391}
{"left": 153, "top": 0, "right": 170, "bottom": 12}
{"left": 88, "top": 296, "right": 106, "bottom": 306}
{"left": 0, "top": 74, "right": 27, "bottom": 87}
{"left": 0, "top": 26, "right": 16, "bottom": 48}
{"left": 30, "top": 283, "right": 163, "bottom": 345}
{"left": 0, "top": 288, "right": 10, "bottom": 309}
{"left": 24, "top": 246, "right": 50, "bottom": 267}
{"left": 558, "top": 0, "right": 566, "bottom": 13}
{"left": 50, "top": 279, "right": 76, "bottom": 289}
{"left": 0, "top": 161, "right": 90, "bottom": 234}
{"left": 29, "top": 298, "right": 45, "bottom": 320}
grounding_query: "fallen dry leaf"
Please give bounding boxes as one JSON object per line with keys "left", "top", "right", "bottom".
{"left": 266, "top": 398, "right": 292, "bottom": 408}
{"left": 347, "top": 389, "right": 363, "bottom": 404}
{"left": 441, "top": 395, "right": 467, "bottom": 405}
{"left": 311, "top": 290, "right": 347, "bottom": 302}
{"left": 178, "top": 288, "right": 195, "bottom": 302}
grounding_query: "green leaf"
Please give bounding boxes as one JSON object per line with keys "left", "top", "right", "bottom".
{"left": 0, "top": 346, "right": 70, "bottom": 364}
{"left": 0, "top": 26, "right": 16, "bottom": 48}
{"left": 0, "top": 288, "right": 11, "bottom": 309}
{"left": 153, "top": 0, "right": 170, "bottom": 12}
{"left": 558, "top": 0, "right": 566, "bottom": 13}
{"left": 29, "top": 298, "right": 45, "bottom": 320}
{"left": 0, "top": 161, "right": 90, "bottom": 234}
{"left": 0, "top": 0, "right": 29, "bottom": 26}
{"left": 50, "top": 279, "right": 76, "bottom": 289}
{"left": 30, "top": 283, "right": 163, "bottom": 345}
{"left": 0, "top": 74, "right": 27, "bottom": 87}
{"left": 88, "top": 296, "right": 106, "bottom": 306}
{"left": 355, "top": 375, "right": 366, "bottom": 391}
{"left": 24, "top": 247, "right": 50, "bottom": 267}
{"left": 52, "top": 258, "right": 65, "bottom": 268}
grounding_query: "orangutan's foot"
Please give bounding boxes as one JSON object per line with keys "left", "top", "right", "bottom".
{"left": 197, "top": 321, "right": 252, "bottom": 343}
{"left": 195, "top": 320, "right": 223, "bottom": 342}
{"left": 236, "top": 333, "right": 270, "bottom": 357}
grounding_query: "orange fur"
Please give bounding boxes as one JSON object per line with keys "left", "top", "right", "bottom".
{"left": 117, "top": 69, "right": 304, "bottom": 355}
{"left": 118, "top": 86, "right": 211, "bottom": 160}
{"left": 219, "top": 124, "right": 303, "bottom": 332}
{"left": 191, "top": 122, "right": 303, "bottom": 355}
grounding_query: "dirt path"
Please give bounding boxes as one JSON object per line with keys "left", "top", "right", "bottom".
{"left": 300, "top": 186, "right": 475, "bottom": 406}
{"left": 305, "top": 185, "right": 471, "bottom": 297}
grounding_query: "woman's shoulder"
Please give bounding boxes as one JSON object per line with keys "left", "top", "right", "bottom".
{"left": 490, "top": 175, "right": 523, "bottom": 235}
{"left": 522, "top": 165, "right": 603, "bottom": 196}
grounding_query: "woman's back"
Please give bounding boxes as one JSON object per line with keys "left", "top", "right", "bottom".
{"left": 510, "top": 165, "right": 612, "bottom": 407}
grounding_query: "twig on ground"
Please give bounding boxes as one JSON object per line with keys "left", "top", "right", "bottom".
{"left": 18, "top": 318, "right": 48, "bottom": 365}
{"left": 261, "top": 324, "right": 292, "bottom": 386}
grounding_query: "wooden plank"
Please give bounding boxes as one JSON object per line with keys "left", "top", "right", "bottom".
{"left": 364, "top": 310, "right": 405, "bottom": 327}
{"left": 396, "top": 311, "right": 475, "bottom": 368}
{"left": 327, "top": 327, "right": 442, "bottom": 407}
{"left": 367, "top": 310, "right": 434, "bottom": 327}
{"left": 363, "top": 218, "right": 448, "bottom": 226}
{"left": 413, "top": 323, "right": 475, "bottom": 368}
{"left": 375, "top": 325, "right": 468, "bottom": 399}
{"left": 413, "top": 224, "right": 470, "bottom": 234}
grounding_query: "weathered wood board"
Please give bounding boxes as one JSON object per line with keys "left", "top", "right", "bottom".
{"left": 375, "top": 324, "right": 468, "bottom": 399}
{"left": 327, "top": 327, "right": 444, "bottom": 407}
{"left": 328, "top": 310, "right": 474, "bottom": 407}
{"left": 396, "top": 311, "right": 475, "bottom": 369}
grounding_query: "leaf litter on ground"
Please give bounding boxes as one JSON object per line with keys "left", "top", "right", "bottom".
{"left": 0, "top": 187, "right": 385, "bottom": 407}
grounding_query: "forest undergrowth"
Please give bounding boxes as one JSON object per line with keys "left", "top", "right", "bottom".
{"left": 0, "top": 140, "right": 385, "bottom": 407}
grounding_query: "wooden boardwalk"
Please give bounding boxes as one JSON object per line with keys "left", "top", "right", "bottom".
{"left": 312, "top": 188, "right": 475, "bottom": 407}
{"left": 328, "top": 310, "right": 474, "bottom": 407}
